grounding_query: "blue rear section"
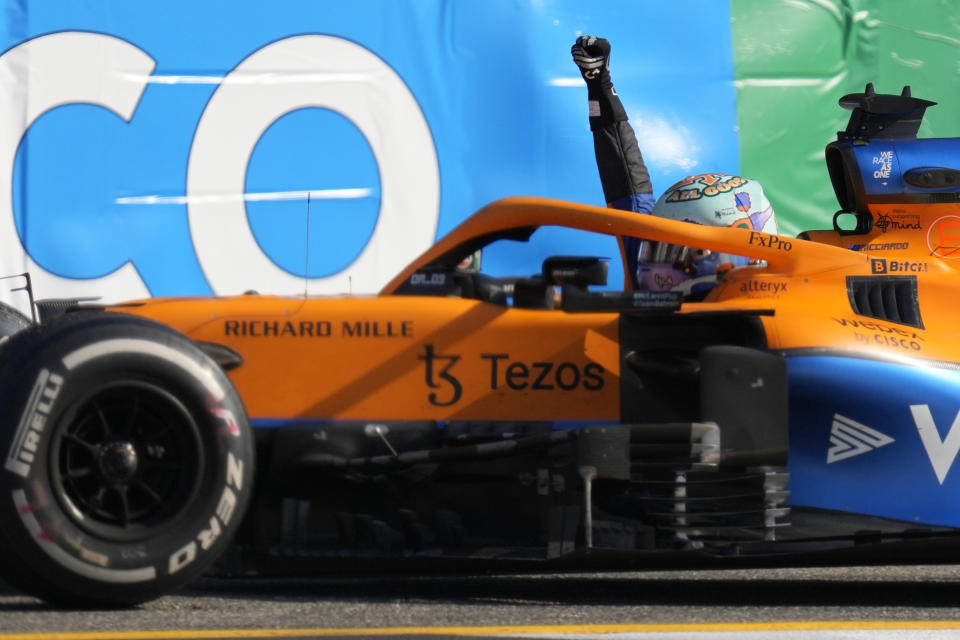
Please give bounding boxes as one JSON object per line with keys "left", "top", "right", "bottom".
{"left": 850, "top": 138, "right": 960, "bottom": 196}
{"left": 788, "top": 354, "right": 960, "bottom": 526}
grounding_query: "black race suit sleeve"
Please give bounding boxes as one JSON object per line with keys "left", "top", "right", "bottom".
{"left": 586, "top": 84, "right": 656, "bottom": 287}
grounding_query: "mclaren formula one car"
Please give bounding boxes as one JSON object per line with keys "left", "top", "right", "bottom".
{"left": 2, "top": 85, "right": 960, "bottom": 606}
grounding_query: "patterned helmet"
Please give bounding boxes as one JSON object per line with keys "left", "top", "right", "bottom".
{"left": 636, "top": 173, "right": 778, "bottom": 299}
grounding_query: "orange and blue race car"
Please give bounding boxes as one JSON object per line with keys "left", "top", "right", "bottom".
{"left": 2, "top": 85, "right": 960, "bottom": 606}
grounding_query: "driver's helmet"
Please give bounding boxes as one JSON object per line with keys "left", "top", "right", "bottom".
{"left": 636, "top": 173, "right": 778, "bottom": 299}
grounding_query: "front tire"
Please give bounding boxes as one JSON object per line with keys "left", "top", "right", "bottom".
{"left": 0, "top": 312, "right": 253, "bottom": 606}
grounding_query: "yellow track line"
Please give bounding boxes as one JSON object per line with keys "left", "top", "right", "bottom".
{"left": 5, "top": 621, "right": 960, "bottom": 639}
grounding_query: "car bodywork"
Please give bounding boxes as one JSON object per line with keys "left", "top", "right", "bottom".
{"left": 3, "top": 84, "right": 960, "bottom": 606}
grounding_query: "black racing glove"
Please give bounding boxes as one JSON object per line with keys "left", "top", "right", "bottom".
{"left": 571, "top": 35, "right": 610, "bottom": 82}
{"left": 571, "top": 36, "right": 627, "bottom": 130}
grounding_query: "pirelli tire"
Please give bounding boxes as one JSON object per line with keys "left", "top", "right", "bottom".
{"left": 0, "top": 312, "right": 254, "bottom": 606}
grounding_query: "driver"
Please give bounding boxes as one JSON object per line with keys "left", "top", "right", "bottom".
{"left": 571, "top": 36, "right": 778, "bottom": 299}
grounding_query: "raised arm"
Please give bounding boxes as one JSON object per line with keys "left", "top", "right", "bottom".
{"left": 571, "top": 36, "right": 655, "bottom": 285}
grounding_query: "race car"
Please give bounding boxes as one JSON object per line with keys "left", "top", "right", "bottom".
{"left": 2, "top": 84, "right": 960, "bottom": 607}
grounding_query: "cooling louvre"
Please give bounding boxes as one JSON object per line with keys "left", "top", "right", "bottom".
{"left": 846, "top": 275, "right": 923, "bottom": 328}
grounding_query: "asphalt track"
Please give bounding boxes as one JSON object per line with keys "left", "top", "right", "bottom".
{"left": 5, "top": 566, "right": 960, "bottom": 639}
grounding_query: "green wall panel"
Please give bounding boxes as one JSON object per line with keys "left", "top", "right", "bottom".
{"left": 732, "top": 0, "right": 960, "bottom": 236}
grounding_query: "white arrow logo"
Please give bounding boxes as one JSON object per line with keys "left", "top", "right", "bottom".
{"left": 827, "top": 414, "right": 895, "bottom": 463}
{"left": 910, "top": 404, "right": 960, "bottom": 485}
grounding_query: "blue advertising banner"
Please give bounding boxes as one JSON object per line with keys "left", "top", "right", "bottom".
{"left": 0, "top": 1, "right": 738, "bottom": 311}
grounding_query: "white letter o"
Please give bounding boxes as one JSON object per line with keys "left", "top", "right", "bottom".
{"left": 186, "top": 35, "right": 439, "bottom": 295}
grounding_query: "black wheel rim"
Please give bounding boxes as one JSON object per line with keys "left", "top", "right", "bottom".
{"left": 51, "top": 380, "right": 205, "bottom": 542}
